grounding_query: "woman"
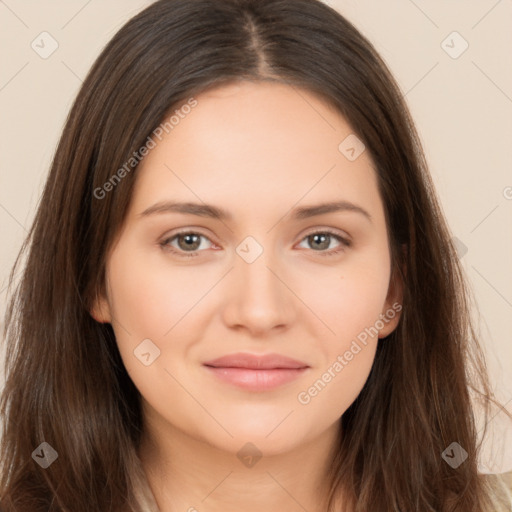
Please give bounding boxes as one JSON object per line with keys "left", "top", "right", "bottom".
{"left": 1, "top": 0, "right": 511, "bottom": 510}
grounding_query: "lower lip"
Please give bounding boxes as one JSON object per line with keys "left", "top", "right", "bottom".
{"left": 204, "top": 366, "right": 309, "bottom": 391}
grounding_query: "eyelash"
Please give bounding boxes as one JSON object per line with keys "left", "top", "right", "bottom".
{"left": 159, "top": 229, "right": 351, "bottom": 259}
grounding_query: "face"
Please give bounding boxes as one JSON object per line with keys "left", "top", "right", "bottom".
{"left": 92, "top": 80, "right": 402, "bottom": 457}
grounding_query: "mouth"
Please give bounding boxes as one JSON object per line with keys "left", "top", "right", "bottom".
{"left": 202, "top": 352, "right": 310, "bottom": 391}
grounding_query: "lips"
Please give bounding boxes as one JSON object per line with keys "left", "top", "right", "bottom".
{"left": 202, "top": 353, "right": 310, "bottom": 391}
{"left": 203, "top": 352, "right": 309, "bottom": 370}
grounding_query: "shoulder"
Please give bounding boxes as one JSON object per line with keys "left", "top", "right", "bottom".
{"left": 481, "top": 471, "right": 512, "bottom": 512}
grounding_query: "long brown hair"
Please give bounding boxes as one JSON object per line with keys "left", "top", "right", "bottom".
{"left": 1, "top": 0, "right": 511, "bottom": 510}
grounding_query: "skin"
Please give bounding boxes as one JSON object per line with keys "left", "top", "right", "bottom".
{"left": 91, "top": 80, "right": 403, "bottom": 512}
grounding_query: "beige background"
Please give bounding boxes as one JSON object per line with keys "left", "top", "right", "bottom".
{"left": 0, "top": 0, "right": 511, "bottom": 472}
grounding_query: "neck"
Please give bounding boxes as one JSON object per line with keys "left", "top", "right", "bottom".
{"left": 138, "top": 416, "right": 341, "bottom": 512}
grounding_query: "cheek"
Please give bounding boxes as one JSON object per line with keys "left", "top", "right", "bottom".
{"left": 299, "top": 341, "right": 377, "bottom": 425}
{"left": 297, "top": 279, "right": 381, "bottom": 419}
{"left": 106, "top": 246, "right": 211, "bottom": 339}
{"left": 104, "top": 250, "right": 204, "bottom": 408}
{"left": 301, "top": 252, "right": 390, "bottom": 343}
{"left": 294, "top": 254, "right": 388, "bottom": 413}
{"left": 332, "top": 273, "right": 388, "bottom": 339}
{"left": 105, "top": 245, "right": 235, "bottom": 394}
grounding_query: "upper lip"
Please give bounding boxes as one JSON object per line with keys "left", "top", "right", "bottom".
{"left": 203, "top": 352, "right": 309, "bottom": 370}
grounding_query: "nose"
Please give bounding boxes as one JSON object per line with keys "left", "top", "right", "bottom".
{"left": 221, "top": 242, "right": 296, "bottom": 337}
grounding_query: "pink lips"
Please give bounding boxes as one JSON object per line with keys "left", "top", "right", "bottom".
{"left": 203, "top": 352, "right": 310, "bottom": 391}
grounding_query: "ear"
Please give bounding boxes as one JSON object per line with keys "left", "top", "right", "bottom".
{"left": 89, "top": 287, "right": 112, "bottom": 324}
{"left": 378, "top": 247, "right": 406, "bottom": 339}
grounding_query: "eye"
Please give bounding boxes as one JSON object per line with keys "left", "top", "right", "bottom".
{"left": 159, "top": 229, "right": 351, "bottom": 259}
{"left": 297, "top": 229, "right": 351, "bottom": 257}
{"left": 159, "top": 231, "right": 215, "bottom": 258}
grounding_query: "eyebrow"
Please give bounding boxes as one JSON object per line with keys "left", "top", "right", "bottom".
{"left": 138, "top": 200, "right": 372, "bottom": 223}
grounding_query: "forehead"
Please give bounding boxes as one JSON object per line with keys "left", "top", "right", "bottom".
{"left": 129, "top": 80, "right": 381, "bottom": 222}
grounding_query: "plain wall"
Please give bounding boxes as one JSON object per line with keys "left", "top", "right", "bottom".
{"left": 0, "top": 0, "right": 511, "bottom": 472}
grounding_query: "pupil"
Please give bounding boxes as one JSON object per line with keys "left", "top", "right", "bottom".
{"left": 312, "top": 234, "right": 328, "bottom": 250}
{"left": 181, "top": 234, "right": 199, "bottom": 250}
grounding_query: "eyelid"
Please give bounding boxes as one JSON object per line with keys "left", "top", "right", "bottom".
{"left": 301, "top": 226, "right": 351, "bottom": 244}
